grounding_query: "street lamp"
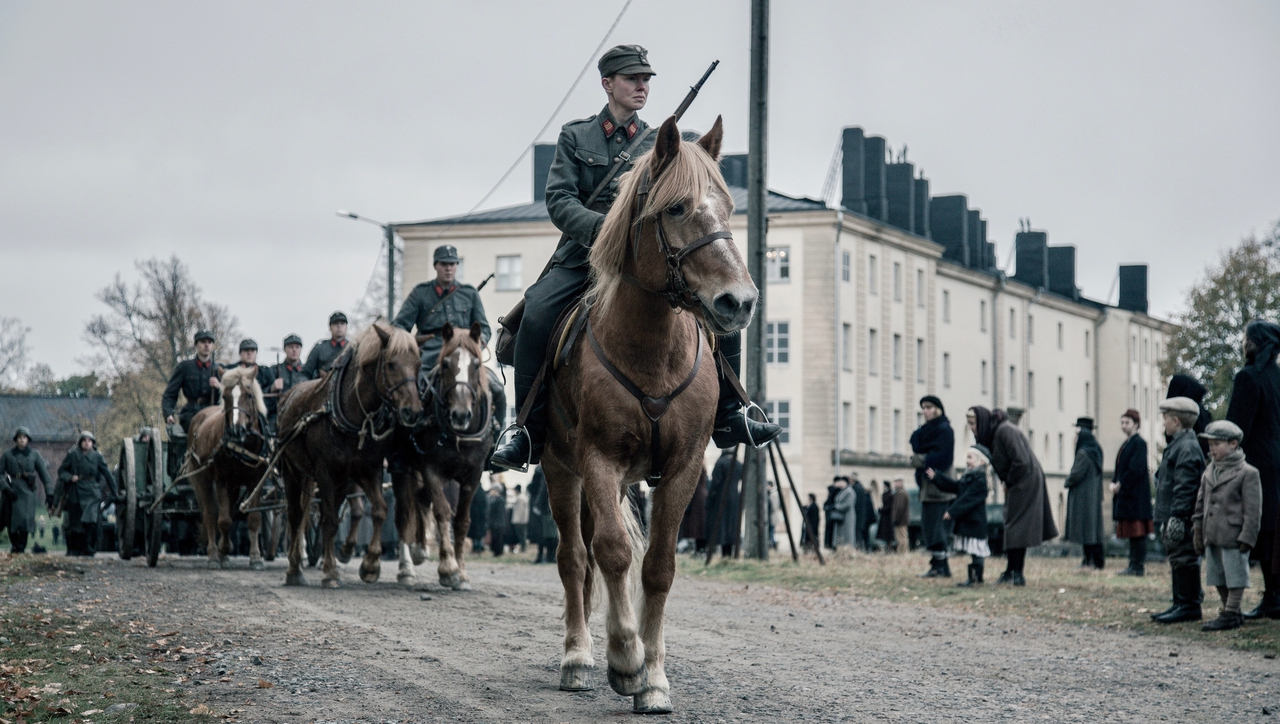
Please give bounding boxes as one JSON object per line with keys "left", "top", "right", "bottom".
{"left": 336, "top": 210, "right": 398, "bottom": 321}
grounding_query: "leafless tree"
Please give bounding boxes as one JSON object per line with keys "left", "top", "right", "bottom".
{"left": 0, "top": 316, "right": 30, "bottom": 389}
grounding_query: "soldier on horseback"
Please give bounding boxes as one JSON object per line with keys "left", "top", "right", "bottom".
{"left": 302, "top": 311, "right": 350, "bottom": 379}
{"left": 162, "top": 329, "right": 222, "bottom": 433}
{"left": 271, "top": 334, "right": 308, "bottom": 396}
{"left": 393, "top": 244, "right": 507, "bottom": 434}
{"left": 226, "top": 338, "right": 277, "bottom": 431}
{"left": 490, "top": 44, "right": 779, "bottom": 471}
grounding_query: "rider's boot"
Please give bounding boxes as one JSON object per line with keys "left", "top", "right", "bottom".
{"left": 490, "top": 394, "right": 545, "bottom": 473}
{"left": 710, "top": 333, "right": 780, "bottom": 449}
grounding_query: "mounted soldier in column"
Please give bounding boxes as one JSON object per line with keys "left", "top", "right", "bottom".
{"left": 162, "top": 329, "right": 222, "bottom": 433}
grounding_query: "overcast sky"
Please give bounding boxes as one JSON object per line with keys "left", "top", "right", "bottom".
{"left": 2, "top": 1, "right": 1278, "bottom": 377}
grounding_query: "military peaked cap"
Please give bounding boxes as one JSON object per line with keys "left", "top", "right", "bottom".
{"left": 239, "top": 338, "right": 258, "bottom": 351}
{"left": 1200, "top": 420, "right": 1244, "bottom": 443}
{"left": 599, "top": 44, "right": 655, "bottom": 77}
{"left": 13, "top": 426, "right": 30, "bottom": 441}
{"left": 283, "top": 334, "right": 303, "bottom": 347}
{"left": 194, "top": 329, "right": 215, "bottom": 343}
{"left": 329, "top": 311, "right": 348, "bottom": 325}
{"left": 433, "top": 245, "right": 460, "bottom": 264}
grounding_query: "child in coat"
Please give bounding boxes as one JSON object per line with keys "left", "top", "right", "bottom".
{"left": 925, "top": 443, "right": 993, "bottom": 587}
{"left": 1193, "top": 420, "right": 1263, "bottom": 631}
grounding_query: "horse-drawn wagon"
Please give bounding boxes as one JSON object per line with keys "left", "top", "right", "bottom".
{"left": 113, "top": 426, "right": 201, "bottom": 566}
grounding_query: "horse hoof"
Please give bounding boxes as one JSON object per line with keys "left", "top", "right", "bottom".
{"left": 440, "top": 572, "right": 462, "bottom": 590}
{"left": 337, "top": 544, "right": 355, "bottom": 564}
{"left": 284, "top": 571, "right": 306, "bottom": 586}
{"left": 250, "top": 559, "right": 265, "bottom": 571}
{"left": 410, "top": 544, "right": 428, "bottom": 566}
{"left": 458, "top": 580, "right": 473, "bottom": 591}
{"left": 607, "top": 663, "right": 648, "bottom": 697}
{"left": 321, "top": 578, "right": 340, "bottom": 589}
{"left": 397, "top": 572, "right": 415, "bottom": 586}
{"left": 207, "top": 559, "right": 221, "bottom": 570}
{"left": 633, "top": 689, "right": 673, "bottom": 714}
{"left": 559, "top": 663, "right": 593, "bottom": 691}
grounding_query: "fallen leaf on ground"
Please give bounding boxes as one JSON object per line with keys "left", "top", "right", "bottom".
{"left": 190, "top": 703, "right": 213, "bottom": 714}
{"left": 257, "top": 679, "right": 273, "bottom": 689}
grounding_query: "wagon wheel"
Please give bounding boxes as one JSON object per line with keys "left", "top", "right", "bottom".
{"left": 146, "top": 508, "right": 163, "bottom": 567}
{"left": 117, "top": 442, "right": 137, "bottom": 560}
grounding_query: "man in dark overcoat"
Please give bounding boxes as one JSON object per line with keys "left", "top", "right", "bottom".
{"left": 705, "top": 448, "right": 742, "bottom": 557}
{"left": 161, "top": 329, "right": 221, "bottom": 432}
{"left": 1, "top": 427, "right": 52, "bottom": 553}
{"left": 1226, "top": 320, "right": 1280, "bottom": 619}
{"left": 302, "top": 311, "right": 350, "bottom": 379}
{"left": 490, "top": 44, "right": 778, "bottom": 471}
{"left": 851, "top": 476, "right": 875, "bottom": 552}
{"left": 55, "top": 431, "right": 114, "bottom": 557}
{"left": 911, "top": 396, "right": 955, "bottom": 577}
{"left": 801, "top": 493, "right": 821, "bottom": 552}
{"left": 1063, "top": 417, "right": 1105, "bottom": 569}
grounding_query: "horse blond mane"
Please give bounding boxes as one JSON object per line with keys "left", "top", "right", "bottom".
{"left": 587, "top": 139, "right": 732, "bottom": 315}
{"left": 353, "top": 322, "right": 419, "bottom": 370}
{"left": 220, "top": 366, "right": 267, "bottom": 415}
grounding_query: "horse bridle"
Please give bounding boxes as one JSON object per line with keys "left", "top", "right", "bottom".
{"left": 420, "top": 346, "right": 492, "bottom": 446}
{"left": 623, "top": 167, "right": 733, "bottom": 311}
{"left": 329, "top": 342, "right": 418, "bottom": 447}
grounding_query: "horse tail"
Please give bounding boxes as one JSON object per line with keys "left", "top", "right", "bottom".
{"left": 620, "top": 488, "right": 648, "bottom": 611}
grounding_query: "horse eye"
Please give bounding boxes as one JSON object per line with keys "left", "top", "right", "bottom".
{"left": 665, "top": 203, "right": 685, "bottom": 217}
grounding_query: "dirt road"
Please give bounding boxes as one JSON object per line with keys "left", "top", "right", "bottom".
{"left": 5, "top": 554, "right": 1278, "bottom": 723}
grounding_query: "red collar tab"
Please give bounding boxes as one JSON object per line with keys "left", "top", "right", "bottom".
{"left": 195, "top": 359, "right": 210, "bottom": 369}
{"left": 601, "top": 117, "right": 639, "bottom": 139}
{"left": 286, "top": 363, "right": 301, "bottom": 372}
{"left": 436, "top": 282, "right": 456, "bottom": 296}
{"left": 330, "top": 338, "right": 346, "bottom": 348}
{"left": 626, "top": 120, "right": 638, "bottom": 138}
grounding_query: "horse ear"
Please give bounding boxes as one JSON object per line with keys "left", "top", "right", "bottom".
{"left": 374, "top": 323, "right": 391, "bottom": 346}
{"left": 698, "top": 115, "right": 724, "bottom": 161}
{"left": 441, "top": 323, "right": 454, "bottom": 342}
{"left": 470, "top": 321, "right": 483, "bottom": 342}
{"left": 651, "top": 115, "right": 681, "bottom": 177}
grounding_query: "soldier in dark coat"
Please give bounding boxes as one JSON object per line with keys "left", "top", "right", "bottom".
{"left": 1112, "top": 409, "right": 1153, "bottom": 576}
{"left": 55, "top": 432, "right": 114, "bottom": 557}
{"left": 1225, "top": 320, "right": 1280, "bottom": 620}
{"left": 1, "top": 427, "right": 52, "bottom": 553}
{"left": 1064, "top": 418, "right": 1106, "bottom": 569}
{"left": 911, "top": 396, "right": 955, "bottom": 577}
{"left": 224, "top": 338, "right": 276, "bottom": 419}
{"left": 1151, "top": 397, "right": 1207, "bottom": 623}
{"left": 302, "top": 311, "right": 350, "bottom": 379}
{"left": 705, "top": 449, "right": 742, "bottom": 557}
{"left": 393, "top": 244, "right": 505, "bottom": 431}
{"left": 491, "top": 44, "right": 778, "bottom": 471}
{"left": 271, "top": 334, "right": 309, "bottom": 397}
{"left": 161, "top": 329, "right": 222, "bottom": 432}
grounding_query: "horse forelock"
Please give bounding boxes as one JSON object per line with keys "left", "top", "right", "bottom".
{"left": 438, "top": 331, "right": 488, "bottom": 394}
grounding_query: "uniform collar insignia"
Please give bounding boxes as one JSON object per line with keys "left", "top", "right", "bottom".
{"left": 195, "top": 359, "right": 210, "bottom": 369}
{"left": 435, "top": 282, "right": 456, "bottom": 295}
{"left": 601, "top": 114, "right": 640, "bottom": 140}
{"left": 330, "top": 338, "right": 346, "bottom": 348}
{"left": 626, "top": 121, "right": 638, "bottom": 138}
{"left": 601, "top": 117, "right": 616, "bottom": 136}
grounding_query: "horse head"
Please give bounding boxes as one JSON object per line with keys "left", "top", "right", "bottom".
{"left": 358, "top": 321, "right": 424, "bottom": 426}
{"left": 436, "top": 321, "right": 489, "bottom": 434}
{"left": 589, "top": 115, "right": 757, "bottom": 334}
{"left": 220, "top": 365, "right": 265, "bottom": 439}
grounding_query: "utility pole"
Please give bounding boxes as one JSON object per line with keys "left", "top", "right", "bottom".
{"left": 743, "top": 0, "right": 770, "bottom": 560}
{"left": 385, "top": 224, "right": 397, "bottom": 321}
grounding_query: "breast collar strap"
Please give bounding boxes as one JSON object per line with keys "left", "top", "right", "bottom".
{"left": 586, "top": 318, "right": 703, "bottom": 484}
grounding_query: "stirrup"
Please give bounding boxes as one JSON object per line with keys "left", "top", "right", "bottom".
{"left": 742, "top": 401, "right": 771, "bottom": 450}
{"left": 491, "top": 424, "right": 532, "bottom": 474}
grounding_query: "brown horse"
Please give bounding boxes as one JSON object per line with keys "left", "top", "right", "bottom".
{"left": 393, "top": 321, "right": 493, "bottom": 589}
{"left": 188, "top": 365, "right": 271, "bottom": 570}
{"left": 278, "top": 322, "right": 422, "bottom": 587}
{"left": 542, "top": 116, "right": 756, "bottom": 713}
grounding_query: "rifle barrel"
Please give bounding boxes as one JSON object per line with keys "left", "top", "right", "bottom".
{"left": 673, "top": 60, "right": 719, "bottom": 121}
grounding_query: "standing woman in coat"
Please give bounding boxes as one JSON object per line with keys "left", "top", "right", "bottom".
{"left": 1225, "top": 320, "right": 1280, "bottom": 620}
{"left": 1064, "top": 417, "right": 1106, "bottom": 570}
{"left": 969, "top": 406, "right": 1057, "bottom": 586}
{"left": 1112, "top": 409, "right": 1152, "bottom": 576}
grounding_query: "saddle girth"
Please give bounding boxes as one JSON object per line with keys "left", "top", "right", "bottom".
{"left": 585, "top": 319, "right": 704, "bottom": 484}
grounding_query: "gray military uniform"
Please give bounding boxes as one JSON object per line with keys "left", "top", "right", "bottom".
{"left": 393, "top": 281, "right": 491, "bottom": 370}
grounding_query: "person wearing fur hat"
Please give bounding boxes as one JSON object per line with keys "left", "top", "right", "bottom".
{"left": 1064, "top": 417, "right": 1106, "bottom": 570}
{"left": 1151, "top": 396, "right": 1207, "bottom": 623}
{"left": 1193, "top": 420, "right": 1262, "bottom": 631}
{"left": 911, "top": 396, "right": 955, "bottom": 577}
{"left": 925, "top": 444, "right": 993, "bottom": 587}
{"left": 1111, "top": 409, "right": 1153, "bottom": 576}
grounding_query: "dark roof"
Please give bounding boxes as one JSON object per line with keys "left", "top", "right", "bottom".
{"left": 397, "top": 187, "right": 828, "bottom": 228}
{"left": 0, "top": 395, "right": 112, "bottom": 442}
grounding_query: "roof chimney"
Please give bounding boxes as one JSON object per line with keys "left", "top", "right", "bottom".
{"left": 533, "top": 143, "right": 556, "bottom": 202}
{"left": 885, "top": 162, "right": 915, "bottom": 234}
{"left": 1013, "top": 231, "right": 1049, "bottom": 288}
{"left": 840, "top": 127, "right": 866, "bottom": 214}
{"left": 1047, "top": 246, "right": 1079, "bottom": 300}
{"left": 719, "top": 154, "right": 748, "bottom": 188}
{"left": 967, "top": 210, "right": 985, "bottom": 270}
{"left": 930, "top": 195, "right": 969, "bottom": 265}
{"left": 862, "top": 135, "right": 888, "bottom": 221}
{"left": 913, "top": 177, "right": 931, "bottom": 239}
{"left": 1117, "top": 264, "right": 1149, "bottom": 313}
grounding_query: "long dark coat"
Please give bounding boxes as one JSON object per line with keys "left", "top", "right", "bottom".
{"left": 1225, "top": 363, "right": 1280, "bottom": 533}
{"left": 1063, "top": 445, "right": 1104, "bottom": 546}
{"left": 877, "top": 488, "right": 895, "bottom": 542}
{"left": 1112, "top": 434, "right": 1152, "bottom": 522}
{"left": 705, "top": 452, "right": 742, "bottom": 548}
{"left": 679, "top": 468, "right": 709, "bottom": 541}
{"left": 982, "top": 415, "right": 1057, "bottom": 549}
{"left": 0, "top": 446, "right": 51, "bottom": 534}
{"left": 932, "top": 467, "right": 990, "bottom": 540}
{"left": 56, "top": 447, "right": 113, "bottom": 526}
{"left": 801, "top": 502, "right": 821, "bottom": 547}
{"left": 467, "top": 482, "right": 489, "bottom": 541}
{"left": 526, "top": 468, "right": 546, "bottom": 546}
{"left": 911, "top": 416, "right": 956, "bottom": 503}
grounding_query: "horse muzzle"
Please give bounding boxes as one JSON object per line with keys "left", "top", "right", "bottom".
{"left": 449, "top": 409, "right": 473, "bottom": 431}
{"left": 704, "top": 289, "right": 756, "bottom": 334}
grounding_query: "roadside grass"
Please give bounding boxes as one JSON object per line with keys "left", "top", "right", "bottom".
{"left": 0, "top": 554, "right": 215, "bottom": 723}
{"left": 677, "top": 551, "right": 1280, "bottom": 655}
{"left": 0, "top": 507, "right": 67, "bottom": 555}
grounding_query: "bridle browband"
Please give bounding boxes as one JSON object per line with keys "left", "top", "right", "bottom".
{"left": 421, "top": 342, "right": 492, "bottom": 447}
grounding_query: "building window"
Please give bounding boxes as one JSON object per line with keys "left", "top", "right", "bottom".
{"left": 943, "top": 353, "right": 951, "bottom": 389}
{"left": 868, "top": 329, "right": 879, "bottom": 375}
{"left": 942, "top": 290, "right": 951, "bottom": 322}
{"left": 766, "top": 321, "right": 789, "bottom": 364}
{"left": 1130, "top": 335, "right": 1136, "bottom": 363}
{"left": 1058, "top": 433, "right": 1065, "bottom": 470}
{"left": 980, "top": 300, "right": 987, "bottom": 332}
{"left": 1131, "top": 384, "right": 1137, "bottom": 407}
{"left": 893, "top": 334, "right": 902, "bottom": 379}
{"left": 1009, "top": 308, "right": 1016, "bottom": 339}
{"left": 915, "top": 338, "right": 925, "bottom": 383}
{"left": 842, "top": 323, "right": 852, "bottom": 371}
{"left": 1057, "top": 376, "right": 1064, "bottom": 411}
{"left": 1085, "top": 381, "right": 1091, "bottom": 415}
{"left": 765, "top": 400, "right": 791, "bottom": 444}
{"left": 495, "top": 254, "right": 522, "bottom": 291}
{"left": 1144, "top": 387, "right": 1150, "bottom": 414}
{"left": 1028, "top": 315, "right": 1034, "bottom": 344}
{"left": 1085, "top": 330, "right": 1091, "bottom": 357}
{"left": 455, "top": 257, "right": 466, "bottom": 282}
{"left": 1027, "top": 371, "right": 1035, "bottom": 408}
{"left": 841, "top": 402, "right": 852, "bottom": 448}
{"left": 981, "top": 360, "right": 988, "bottom": 394}
{"left": 868, "top": 255, "right": 878, "bottom": 295}
{"left": 1057, "top": 322, "right": 1064, "bottom": 350}
{"left": 893, "top": 262, "right": 902, "bottom": 302}
{"left": 1009, "top": 365, "right": 1017, "bottom": 400}
{"left": 916, "top": 268, "right": 925, "bottom": 307}
{"left": 766, "top": 246, "right": 790, "bottom": 283}
{"left": 841, "top": 250, "right": 850, "bottom": 282}
{"left": 1143, "top": 339, "right": 1149, "bottom": 365}
{"left": 868, "top": 406, "right": 878, "bottom": 452}
{"left": 893, "top": 409, "right": 902, "bottom": 453}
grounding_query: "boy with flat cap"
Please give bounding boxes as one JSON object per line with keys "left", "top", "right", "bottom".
{"left": 492, "top": 44, "right": 778, "bottom": 471}
{"left": 162, "top": 329, "right": 222, "bottom": 433}
{"left": 1194, "top": 420, "right": 1262, "bottom": 631}
{"left": 303, "top": 311, "right": 350, "bottom": 379}
{"left": 1151, "top": 396, "right": 1207, "bottom": 623}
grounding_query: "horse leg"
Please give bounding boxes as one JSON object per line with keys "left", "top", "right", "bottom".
{"left": 318, "top": 477, "right": 343, "bottom": 588}
{"left": 425, "top": 467, "right": 461, "bottom": 589}
{"left": 414, "top": 501, "right": 431, "bottom": 564}
{"left": 632, "top": 466, "right": 699, "bottom": 714}
{"left": 215, "top": 477, "right": 234, "bottom": 566}
{"left": 359, "top": 476, "right": 388, "bottom": 583}
{"left": 451, "top": 479, "right": 477, "bottom": 590}
{"left": 192, "top": 470, "right": 223, "bottom": 570}
{"left": 339, "top": 493, "right": 363, "bottom": 564}
{"left": 247, "top": 506, "right": 264, "bottom": 571}
{"left": 283, "top": 463, "right": 310, "bottom": 586}
{"left": 392, "top": 470, "right": 417, "bottom": 585}
{"left": 543, "top": 455, "right": 595, "bottom": 691}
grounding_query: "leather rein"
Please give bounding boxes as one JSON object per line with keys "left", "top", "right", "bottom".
{"left": 421, "top": 349, "right": 492, "bottom": 447}
{"left": 328, "top": 342, "right": 417, "bottom": 450}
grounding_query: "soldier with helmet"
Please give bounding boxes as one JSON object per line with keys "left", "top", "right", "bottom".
{"left": 491, "top": 44, "right": 778, "bottom": 470}
{"left": 303, "top": 311, "right": 350, "bottom": 379}
{"left": 1, "top": 426, "right": 52, "bottom": 553}
{"left": 55, "top": 431, "right": 114, "bottom": 557}
{"left": 394, "top": 244, "right": 506, "bottom": 432}
{"left": 162, "top": 329, "right": 223, "bottom": 433}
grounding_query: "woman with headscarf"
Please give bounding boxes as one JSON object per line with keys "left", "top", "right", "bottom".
{"left": 968, "top": 406, "right": 1057, "bottom": 586}
{"left": 1111, "top": 409, "right": 1153, "bottom": 576}
{"left": 1063, "top": 417, "right": 1106, "bottom": 570}
{"left": 1225, "top": 320, "right": 1280, "bottom": 620}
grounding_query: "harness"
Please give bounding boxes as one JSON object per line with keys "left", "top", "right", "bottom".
{"left": 420, "top": 349, "right": 493, "bottom": 449}
{"left": 327, "top": 342, "right": 416, "bottom": 450}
